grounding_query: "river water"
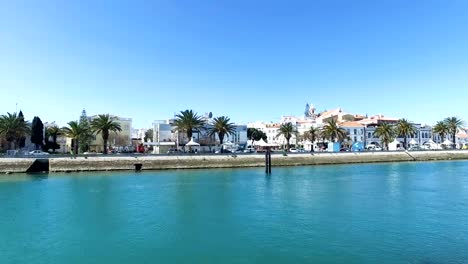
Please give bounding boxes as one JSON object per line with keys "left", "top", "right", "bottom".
{"left": 1, "top": 161, "right": 468, "bottom": 263}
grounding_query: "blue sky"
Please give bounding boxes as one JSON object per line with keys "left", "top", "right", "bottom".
{"left": 1, "top": 0, "right": 468, "bottom": 128}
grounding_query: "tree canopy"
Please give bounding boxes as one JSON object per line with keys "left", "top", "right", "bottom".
{"left": 209, "top": 116, "right": 236, "bottom": 146}
{"left": 174, "top": 110, "right": 206, "bottom": 141}
{"left": 276, "top": 122, "right": 298, "bottom": 151}
{"left": 30, "top": 116, "right": 44, "bottom": 150}
{"left": 320, "top": 119, "right": 347, "bottom": 143}
{"left": 91, "top": 114, "right": 122, "bottom": 154}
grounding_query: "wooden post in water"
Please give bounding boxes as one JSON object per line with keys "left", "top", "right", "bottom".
{"left": 268, "top": 148, "right": 272, "bottom": 174}
{"left": 265, "top": 147, "right": 272, "bottom": 174}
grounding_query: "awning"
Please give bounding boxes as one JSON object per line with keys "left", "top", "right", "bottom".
{"left": 442, "top": 139, "right": 454, "bottom": 145}
{"left": 186, "top": 139, "right": 200, "bottom": 146}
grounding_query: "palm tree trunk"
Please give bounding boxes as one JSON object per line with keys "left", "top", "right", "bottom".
{"left": 103, "top": 138, "right": 108, "bottom": 154}
{"left": 53, "top": 136, "right": 57, "bottom": 153}
{"left": 187, "top": 129, "right": 192, "bottom": 141}
{"left": 286, "top": 139, "right": 290, "bottom": 151}
{"left": 219, "top": 134, "right": 224, "bottom": 153}
{"left": 404, "top": 137, "right": 407, "bottom": 149}
{"left": 75, "top": 139, "right": 79, "bottom": 155}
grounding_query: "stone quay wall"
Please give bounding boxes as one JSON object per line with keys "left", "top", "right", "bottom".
{"left": 1, "top": 150, "right": 468, "bottom": 174}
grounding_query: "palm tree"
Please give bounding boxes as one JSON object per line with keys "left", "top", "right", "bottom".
{"left": 320, "top": 119, "right": 347, "bottom": 143}
{"left": 303, "top": 127, "right": 319, "bottom": 152}
{"left": 174, "top": 110, "right": 206, "bottom": 142}
{"left": 62, "top": 121, "right": 85, "bottom": 154}
{"left": 444, "top": 117, "right": 465, "bottom": 146}
{"left": 47, "top": 125, "right": 62, "bottom": 153}
{"left": 0, "top": 112, "right": 30, "bottom": 150}
{"left": 90, "top": 114, "right": 122, "bottom": 154}
{"left": 303, "top": 127, "right": 319, "bottom": 143}
{"left": 374, "top": 123, "right": 395, "bottom": 150}
{"left": 209, "top": 116, "right": 236, "bottom": 147}
{"left": 433, "top": 121, "right": 449, "bottom": 143}
{"left": 395, "top": 119, "right": 416, "bottom": 149}
{"left": 276, "top": 122, "right": 298, "bottom": 151}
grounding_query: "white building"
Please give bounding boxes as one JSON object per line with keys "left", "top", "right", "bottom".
{"left": 88, "top": 115, "right": 133, "bottom": 152}
{"left": 363, "top": 122, "right": 433, "bottom": 148}
{"left": 456, "top": 128, "right": 468, "bottom": 148}
{"left": 132, "top": 128, "right": 148, "bottom": 140}
{"left": 152, "top": 117, "right": 248, "bottom": 154}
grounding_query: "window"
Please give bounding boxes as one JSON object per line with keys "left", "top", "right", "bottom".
{"left": 353, "top": 129, "right": 357, "bottom": 135}
{"left": 354, "top": 136, "right": 357, "bottom": 142}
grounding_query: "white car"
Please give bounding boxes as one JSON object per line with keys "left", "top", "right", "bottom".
{"left": 289, "top": 148, "right": 299, "bottom": 153}
{"left": 366, "top": 145, "right": 382, "bottom": 151}
{"left": 29, "top": 150, "right": 50, "bottom": 156}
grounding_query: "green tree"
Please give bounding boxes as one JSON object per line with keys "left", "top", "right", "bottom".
{"left": 144, "top": 129, "right": 154, "bottom": 142}
{"left": 91, "top": 114, "right": 122, "bottom": 154}
{"left": 18, "top": 110, "right": 26, "bottom": 149}
{"left": 395, "top": 118, "right": 416, "bottom": 149}
{"left": 247, "top": 128, "right": 267, "bottom": 145}
{"left": 0, "top": 112, "right": 30, "bottom": 150}
{"left": 79, "top": 109, "right": 93, "bottom": 152}
{"left": 174, "top": 110, "right": 205, "bottom": 142}
{"left": 46, "top": 125, "right": 62, "bottom": 153}
{"left": 444, "top": 117, "right": 465, "bottom": 146}
{"left": 62, "top": 121, "right": 84, "bottom": 154}
{"left": 374, "top": 123, "right": 395, "bottom": 150}
{"left": 433, "top": 121, "right": 449, "bottom": 142}
{"left": 320, "top": 119, "right": 347, "bottom": 143}
{"left": 303, "top": 127, "right": 319, "bottom": 143}
{"left": 276, "top": 122, "right": 298, "bottom": 151}
{"left": 303, "top": 127, "right": 320, "bottom": 152}
{"left": 30, "top": 116, "right": 44, "bottom": 150}
{"left": 209, "top": 116, "right": 236, "bottom": 146}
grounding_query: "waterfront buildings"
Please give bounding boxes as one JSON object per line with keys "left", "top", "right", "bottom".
{"left": 131, "top": 128, "right": 148, "bottom": 141}
{"left": 248, "top": 104, "right": 448, "bottom": 150}
{"left": 151, "top": 116, "right": 248, "bottom": 154}
{"left": 88, "top": 115, "right": 133, "bottom": 152}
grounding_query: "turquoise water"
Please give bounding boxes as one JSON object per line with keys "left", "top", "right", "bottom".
{"left": 1, "top": 161, "right": 468, "bottom": 263}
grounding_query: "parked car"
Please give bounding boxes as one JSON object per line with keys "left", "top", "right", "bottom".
{"left": 289, "top": 148, "right": 299, "bottom": 153}
{"left": 408, "top": 145, "right": 423, "bottom": 151}
{"left": 366, "top": 145, "right": 382, "bottom": 151}
{"left": 29, "top": 150, "right": 50, "bottom": 156}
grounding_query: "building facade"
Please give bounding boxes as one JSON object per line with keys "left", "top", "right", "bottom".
{"left": 151, "top": 117, "right": 248, "bottom": 154}
{"left": 89, "top": 115, "right": 133, "bottom": 152}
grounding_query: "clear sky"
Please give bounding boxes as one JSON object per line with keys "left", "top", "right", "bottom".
{"left": 1, "top": 0, "right": 468, "bottom": 128}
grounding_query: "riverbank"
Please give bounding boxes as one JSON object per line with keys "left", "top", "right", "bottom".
{"left": 1, "top": 150, "right": 468, "bottom": 174}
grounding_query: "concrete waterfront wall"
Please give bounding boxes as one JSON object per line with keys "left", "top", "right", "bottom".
{"left": 0, "top": 158, "right": 36, "bottom": 174}
{"left": 2, "top": 150, "right": 468, "bottom": 174}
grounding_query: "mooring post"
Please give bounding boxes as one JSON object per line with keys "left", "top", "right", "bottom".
{"left": 269, "top": 148, "right": 272, "bottom": 174}
{"left": 265, "top": 147, "right": 272, "bottom": 174}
